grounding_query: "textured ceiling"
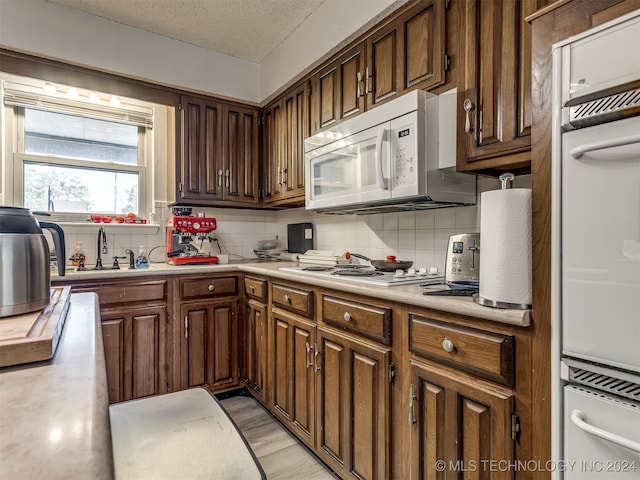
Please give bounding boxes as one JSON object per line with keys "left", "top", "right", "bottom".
{"left": 47, "top": 0, "right": 326, "bottom": 63}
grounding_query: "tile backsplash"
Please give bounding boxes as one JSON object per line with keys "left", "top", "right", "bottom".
{"left": 52, "top": 175, "right": 530, "bottom": 273}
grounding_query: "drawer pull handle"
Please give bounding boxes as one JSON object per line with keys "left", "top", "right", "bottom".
{"left": 409, "top": 383, "right": 417, "bottom": 426}
{"left": 343, "top": 312, "right": 352, "bottom": 322}
{"left": 442, "top": 339, "right": 455, "bottom": 353}
{"left": 463, "top": 98, "right": 473, "bottom": 133}
{"left": 208, "top": 284, "right": 215, "bottom": 292}
{"left": 314, "top": 343, "right": 320, "bottom": 372}
{"left": 249, "top": 285, "right": 255, "bottom": 292}
{"left": 305, "top": 341, "right": 312, "bottom": 369}
{"left": 283, "top": 294, "right": 290, "bottom": 303}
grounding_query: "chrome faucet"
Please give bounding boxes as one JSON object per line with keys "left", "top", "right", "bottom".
{"left": 96, "top": 227, "right": 108, "bottom": 270}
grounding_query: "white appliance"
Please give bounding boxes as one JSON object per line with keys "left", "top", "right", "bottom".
{"left": 551, "top": 11, "right": 640, "bottom": 479}
{"left": 304, "top": 89, "right": 476, "bottom": 214}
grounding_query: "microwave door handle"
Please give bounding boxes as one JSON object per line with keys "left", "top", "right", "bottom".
{"left": 569, "top": 133, "right": 640, "bottom": 159}
{"left": 571, "top": 410, "right": 640, "bottom": 453}
{"left": 376, "top": 129, "right": 389, "bottom": 190}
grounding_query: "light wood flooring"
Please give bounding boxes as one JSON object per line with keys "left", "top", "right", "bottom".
{"left": 220, "top": 395, "right": 337, "bottom": 480}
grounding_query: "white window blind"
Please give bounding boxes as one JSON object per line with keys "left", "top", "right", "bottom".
{"left": 3, "top": 81, "right": 153, "bottom": 129}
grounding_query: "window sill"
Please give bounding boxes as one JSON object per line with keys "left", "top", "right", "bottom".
{"left": 54, "top": 222, "right": 161, "bottom": 235}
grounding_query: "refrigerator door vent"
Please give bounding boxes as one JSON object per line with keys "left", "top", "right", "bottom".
{"left": 567, "top": 87, "right": 640, "bottom": 128}
{"left": 569, "top": 366, "right": 640, "bottom": 402}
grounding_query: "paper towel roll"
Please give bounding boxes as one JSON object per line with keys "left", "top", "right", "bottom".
{"left": 479, "top": 188, "right": 532, "bottom": 306}
{"left": 279, "top": 252, "right": 300, "bottom": 261}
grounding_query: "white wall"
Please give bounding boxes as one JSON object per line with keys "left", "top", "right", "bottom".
{"left": 53, "top": 176, "right": 531, "bottom": 271}
{"left": 259, "top": 0, "right": 401, "bottom": 100}
{"left": 0, "top": 0, "right": 260, "bottom": 101}
{"left": 0, "top": 0, "right": 401, "bottom": 104}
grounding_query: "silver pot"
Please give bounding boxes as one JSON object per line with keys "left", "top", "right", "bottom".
{"left": 0, "top": 207, "right": 66, "bottom": 317}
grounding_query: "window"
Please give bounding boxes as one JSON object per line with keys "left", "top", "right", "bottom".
{"left": 20, "top": 109, "right": 142, "bottom": 214}
{"left": 3, "top": 76, "right": 156, "bottom": 220}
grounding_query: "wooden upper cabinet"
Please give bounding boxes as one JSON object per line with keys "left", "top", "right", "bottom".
{"left": 223, "top": 104, "right": 260, "bottom": 204}
{"left": 177, "top": 96, "right": 259, "bottom": 206}
{"left": 312, "top": 43, "right": 366, "bottom": 132}
{"left": 366, "top": 25, "right": 399, "bottom": 107}
{"left": 263, "top": 102, "right": 283, "bottom": 201}
{"left": 458, "top": 0, "right": 541, "bottom": 173}
{"left": 400, "top": 0, "right": 446, "bottom": 92}
{"left": 310, "top": 0, "right": 446, "bottom": 129}
{"left": 367, "top": 0, "right": 446, "bottom": 108}
{"left": 263, "top": 81, "right": 310, "bottom": 205}
{"left": 178, "top": 95, "right": 224, "bottom": 203}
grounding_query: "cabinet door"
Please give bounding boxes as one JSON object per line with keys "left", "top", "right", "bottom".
{"left": 178, "top": 95, "right": 224, "bottom": 203}
{"left": 365, "top": 0, "right": 446, "bottom": 109}
{"left": 316, "top": 327, "right": 392, "bottom": 480}
{"left": 399, "top": 0, "right": 446, "bottom": 92}
{"left": 270, "top": 308, "right": 316, "bottom": 447}
{"left": 263, "top": 102, "right": 284, "bottom": 202}
{"left": 243, "top": 300, "right": 267, "bottom": 399}
{"left": 101, "top": 305, "right": 168, "bottom": 403}
{"left": 366, "top": 20, "right": 400, "bottom": 108}
{"left": 313, "top": 43, "right": 365, "bottom": 132}
{"left": 181, "top": 299, "right": 239, "bottom": 392}
{"left": 223, "top": 104, "right": 260, "bottom": 204}
{"left": 263, "top": 81, "right": 309, "bottom": 205}
{"left": 283, "top": 82, "right": 309, "bottom": 200}
{"left": 101, "top": 317, "right": 125, "bottom": 404}
{"left": 460, "top": 0, "right": 539, "bottom": 170}
{"left": 410, "top": 359, "right": 514, "bottom": 479}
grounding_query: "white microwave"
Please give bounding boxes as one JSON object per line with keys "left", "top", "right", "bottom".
{"left": 304, "top": 89, "right": 475, "bottom": 214}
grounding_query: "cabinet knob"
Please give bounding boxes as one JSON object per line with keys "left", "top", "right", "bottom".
{"left": 249, "top": 285, "right": 255, "bottom": 292}
{"left": 208, "top": 284, "right": 215, "bottom": 292}
{"left": 283, "top": 294, "right": 290, "bottom": 303}
{"left": 343, "top": 312, "right": 352, "bottom": 322}
{"left": 442, "top": 338, "right": 455, "bottom": 353}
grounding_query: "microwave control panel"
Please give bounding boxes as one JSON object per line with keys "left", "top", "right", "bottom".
{"left": 393, "top": 125, "right": 416, "bottom": 187}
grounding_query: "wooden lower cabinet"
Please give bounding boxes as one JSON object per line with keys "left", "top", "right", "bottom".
{"left": 268, "top": 306, "right": 392, "bottom": 480}
{"left": 316, "top": 326, "right": 391, "bottom": 480}
{"left": 101, "top": 304, "right": 169, "bottom": 404}
{"left": 180, "top": 299, "right": 239, "bottom": 392}
{"left": 243, "top": 299, "right": 267, "bottom": 400}
{"left": 270, "top": 308, "right": 317, "bottom": 446}
{"left": 409, "top": 359, "right": 515, "bottom": 479}
{"left": 57, "top": 277, "right": 170, "bottom": 404}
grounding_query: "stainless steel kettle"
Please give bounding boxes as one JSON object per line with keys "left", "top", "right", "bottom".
{"left": 0, "top": 207, "right": 66, "bottom": 317}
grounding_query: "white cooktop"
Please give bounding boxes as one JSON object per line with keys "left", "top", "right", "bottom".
{"left": 279, "top": 266, "right": 444, "bottom": 287}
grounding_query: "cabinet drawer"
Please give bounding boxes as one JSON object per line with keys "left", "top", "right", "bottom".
{"left": 409, "top": 315, "right": 514, "bottom": 386}
{"left": 244, "top": 276, "right": 267, "bottom": 301}
{"left": 322, "top": 295, "right": 391, "bottom": 345}
{"left": 179, "top": 276, "right": 238, "bottom": 300}
{"left": 73, "top": 280, "right": 167, "bottom": 305}
{"left": 271, "top": 283, "right": 313, "bottom": 318}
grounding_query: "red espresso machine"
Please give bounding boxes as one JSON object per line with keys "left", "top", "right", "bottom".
{"left": 166, "top": 215, "right": 219, "bottom": 265}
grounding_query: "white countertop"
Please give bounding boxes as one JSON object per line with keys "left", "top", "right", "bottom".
{"left": 54, "top": 260, "right": 531, "bottom": 327}
{"left": 0, "top": 293, "right": 113, "bottom": 480}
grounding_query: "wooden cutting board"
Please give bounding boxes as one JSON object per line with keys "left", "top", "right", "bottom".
{"left": 0, "top": 287, "right": 71, "bottom": 367}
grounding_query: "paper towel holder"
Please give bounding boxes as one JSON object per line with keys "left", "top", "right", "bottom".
{"left": 499, "top": 172, "right": 514, "bottom": 189}
{"left": 473, "top": 171, "right": 532, "bottom": 310}
{"left": 473, "top": 293, "right": 531, "bottom": 310}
